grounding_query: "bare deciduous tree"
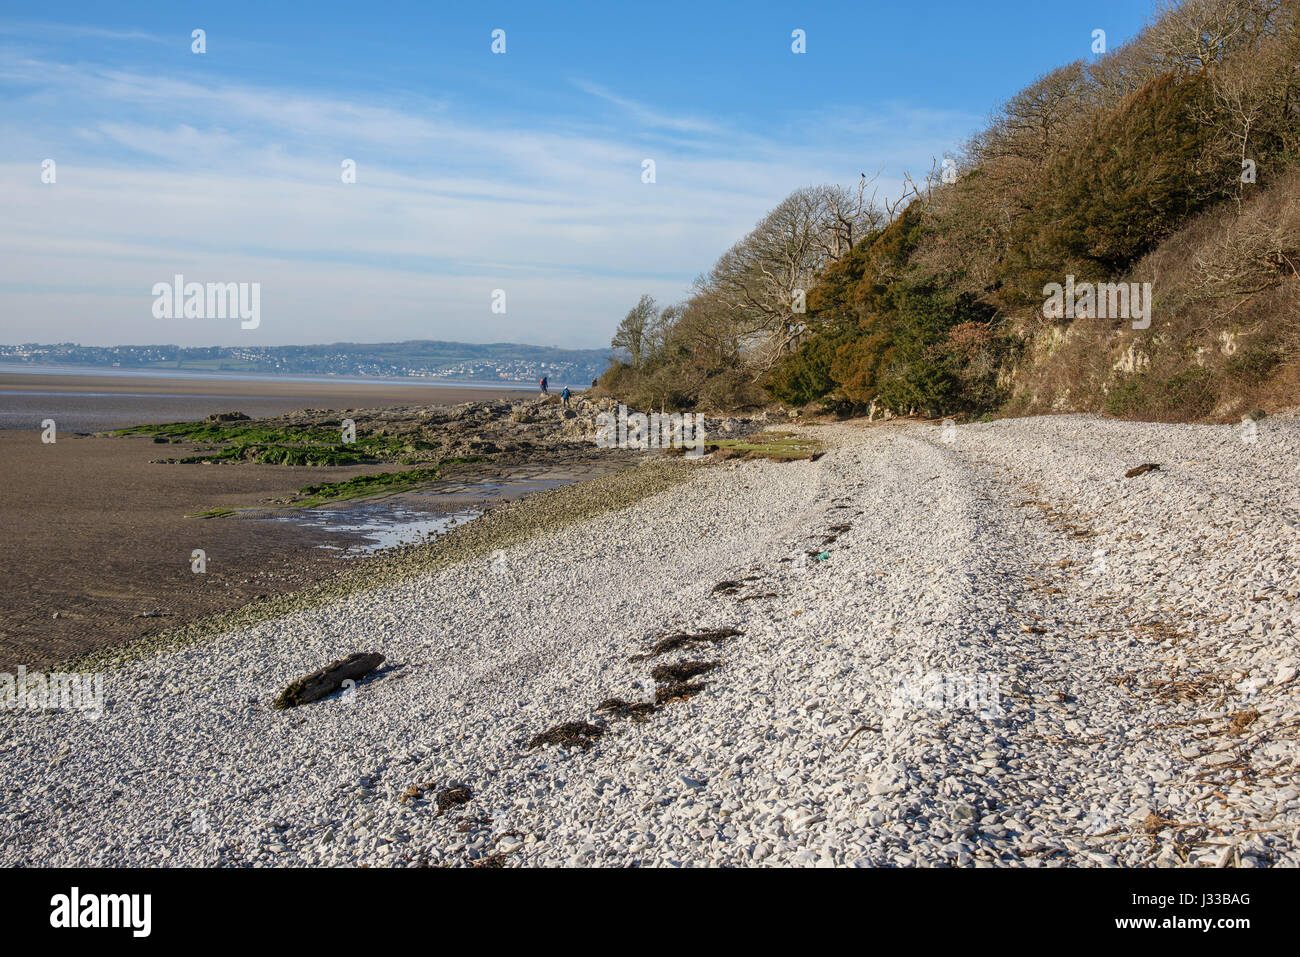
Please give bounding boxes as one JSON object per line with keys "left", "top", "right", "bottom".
{"left": 1200, "top": 54, "right": 1276, "bottom": 207}
{"left": 1147, "top": 0, "right": 1284, "bottom": 72}
{"left": 700, "top": 183, "right": 885, "bottom": 375}
{"left": 645, "top": 302, "right": 680, "bottom": 361}
{"left": 610, "top": 294, "right": 657, "bottom": 367}
{"left": 818, "top": 178, "right": 888, "bottom": 258}
{"left": 983, "top": 62, "right": 1093, "bottom": 168}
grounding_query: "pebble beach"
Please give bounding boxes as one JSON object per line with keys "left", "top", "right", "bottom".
{"left": 4, "top": 413, "right": 1299, "bottom": 867}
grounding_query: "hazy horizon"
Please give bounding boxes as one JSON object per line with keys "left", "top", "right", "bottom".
{"left": 0, "top": 337, "right": 612, "bottom": 351}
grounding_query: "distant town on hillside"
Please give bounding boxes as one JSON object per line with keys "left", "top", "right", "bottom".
{"left": 0, "top": 340, "right": 612, "bottom": 385}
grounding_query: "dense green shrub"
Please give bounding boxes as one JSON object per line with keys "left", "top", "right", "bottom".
{"left": 763, "top": 327, "right": 851, "bottom": 405}
{"left": 1004, "top": 73, "right": 1231, "bottom": 303}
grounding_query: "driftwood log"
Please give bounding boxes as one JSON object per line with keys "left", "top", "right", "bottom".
{"left": 273, "top": 652, "right": 385, "bottom": 710}
{"left": 1124, "top": 463, "right": 1161, "bottom": 478}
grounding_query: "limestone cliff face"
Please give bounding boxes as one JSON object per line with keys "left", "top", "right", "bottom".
{"left": 995, "top": 169, "right": 1299, "bottom": 424}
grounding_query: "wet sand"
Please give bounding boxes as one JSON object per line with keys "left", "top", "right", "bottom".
{"left": 0, "top": 428, "right": 378, "bottom": 669}
{"left": 0, "top": 426, "right": 623, "bottom": 671}
{"left": 0, "top": 374, "right": 589, "bottom": 671}
{"left": 0, "top": 372, "right": 532, "bottom": 433}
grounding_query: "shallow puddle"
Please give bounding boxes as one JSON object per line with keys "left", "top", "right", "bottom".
{"left": 266, "top": 503, "right": 481, "bottom": 556}
{"left": 256, "top": 468, "right": 610, "bottom": 557}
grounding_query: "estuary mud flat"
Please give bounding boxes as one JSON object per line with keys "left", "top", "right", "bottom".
{"left": 0, "top": 386, "right": 635, "bottom": 670}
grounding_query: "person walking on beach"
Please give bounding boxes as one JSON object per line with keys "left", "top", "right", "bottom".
{"left": 560, "top": 386, "right": 572, "bottom": 409}
{"left": 539, "top": 375, "right": 549, "bottom": 397}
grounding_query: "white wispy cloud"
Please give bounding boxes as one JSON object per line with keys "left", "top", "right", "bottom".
{"left": 570, "top": 79, "right": 723, "bottom": 135}
{"left": 0, "top": 43, "right": 980, "bottom": 348}
{"left": 0, "top": 21, "right": 168, "bottom": 44}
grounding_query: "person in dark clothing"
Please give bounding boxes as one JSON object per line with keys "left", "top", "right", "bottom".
{"left": 591, "top": 378, "right": 598, "bottom": 389}
{"left": 539, "top": 376, "right": 549, "bottom": 396}
{"left": 560, "top": 387, "right": 572, "bottom": 409}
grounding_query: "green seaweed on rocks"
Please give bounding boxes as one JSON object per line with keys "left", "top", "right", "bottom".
{"left": 177, "top": 444, "right": 372, "bottom": 466}
{"left": 185, "top": 507, "right": 236, "bottom": 519}
{"left": 700, "top": 431, "right": 825, "bottom": 462}
{"left": 112, "top": 417, "right": 435, "bottom": 467}
{"left": 288, "top": 457, "right": 484, "bottom": 507}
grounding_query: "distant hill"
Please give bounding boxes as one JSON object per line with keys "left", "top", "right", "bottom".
{"left": 0, "top": 340, "right": 612, "bottom": 385}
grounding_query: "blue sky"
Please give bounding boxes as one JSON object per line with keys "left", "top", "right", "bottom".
{"left": 0, "top": 1, "right": 1152, "bottom": 349}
